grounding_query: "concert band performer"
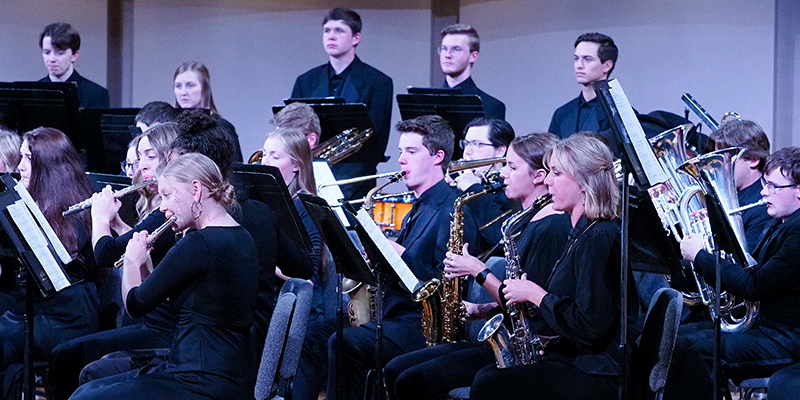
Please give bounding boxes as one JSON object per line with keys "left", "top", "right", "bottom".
{"left": 384, "top": 133, "right": 572, "bottom": 400}
{"left": 291, "top": 8, "right": 393, "bottom": 201}
{"left": 270, "top": 102, "right": 322, "bottom": 148}
{"left": 469, "top": 134, "right": 626, "bottom": 400}
{"left": 70, "top": 153, "right": 259, "bottom": 400}
{"left": 665, "top": 147, "right": 800, "bottom": 400}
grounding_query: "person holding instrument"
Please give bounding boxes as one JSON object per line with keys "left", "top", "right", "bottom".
{"left": 0, "top": 128, "right": 98, "bottom": 398}
{"left": 467, "top": 134, "right": 626, "bottom": 400}
{"left": 664, "top": 147, "right": 800, "bottom": 400}
{"left": 47, "top": 122, "right": 179, "bottom": 400}
{"left": 384, "top": 133, "right": 571, "bottom": 400}
{"left": 70, "top": 153, "right": 259, "bottom": 400}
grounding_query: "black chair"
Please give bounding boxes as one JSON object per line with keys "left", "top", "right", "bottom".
{"left": 632, "top": 287, "right": 683, "bottom": 400}
{"left": 254, "top": 278, "right": 313, "bottom": 400}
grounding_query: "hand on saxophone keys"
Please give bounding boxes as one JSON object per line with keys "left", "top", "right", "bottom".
{"left": 680, "top": 234, "right": 705, "bottom": 263}
{"left": 443, "top": 243, "right": 483, "bottom": 279}
{"left": 502, "top": 274, "right": 546, "bottom": 307}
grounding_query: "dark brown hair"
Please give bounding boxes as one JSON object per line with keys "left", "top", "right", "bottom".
{"left": 396, "top": 115, "right": 455, "bottom": 173}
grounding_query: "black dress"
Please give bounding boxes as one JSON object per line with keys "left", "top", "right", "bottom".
{"left": 70, "top": 225, "right": 259, "bottom": 400}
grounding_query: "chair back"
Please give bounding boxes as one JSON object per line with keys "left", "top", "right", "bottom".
{"left": 278, "top": 278, "right": 314, "bottom": 380}
{"left": 634, "top": 287, "right": 683, "bottom": 399}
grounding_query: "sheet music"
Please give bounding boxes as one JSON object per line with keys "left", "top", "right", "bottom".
{"left": 7, "top": 201, "right": 70, "bottom": 291}
{"left": 14, "top": 182, "right": 73, "bottom": 264}
{"left": 607, "top": 79, "right": 669, "bottom": 185}
{"left": 314, "top": 160, "right": 351, "bottom": 225}
{"left": 356, "top": 209, "right": 421, "bottom": 293}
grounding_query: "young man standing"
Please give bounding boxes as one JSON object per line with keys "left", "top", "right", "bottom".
{"left": 38, "top": 23, "right": 109, "bottom": 109}
{"left": 548, "top": 33, "right": 617, "bottom": 142}
{"left": 291, "top": 8, "right": 393, "bottom": 201}
{"left": 439, "top": 24, "right": 505, "bottom": 122}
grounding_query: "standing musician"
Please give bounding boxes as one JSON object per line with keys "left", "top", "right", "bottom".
{"left": 70, "top": 153, "right": 259, "bottom": 400}
{"left": 469, "top": 134, "right": 626, "bottom": 400}
{"left": 0, "top": 128, "right": 99, "bottom": 398}
{"left": 291, "top": 8, "right": 393, "bottom": 201}
{"left": 48, "top": 123, "right": 180, "bottom": 400}
{"left": 313, "top": 115, "right": 480, "bottom": 400}
{"left": 384, "top": 133, "right": 572, "bottom": 400}
{"left": 665, "top": 147, "right": 800, "bottom": 400}
{"left": 548, "top": 33, "right": 619, "bottom": 153}
{"left": 454, "top": 117, "right": 519, "bottom": 251}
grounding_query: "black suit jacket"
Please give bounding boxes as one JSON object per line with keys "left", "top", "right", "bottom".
{"left": 291, "top": 56, "right": 393, "bottom": 164}
{"left": 447, "top": 77, "right": 505, "bottom": 121}
{"left": 39, "top": 70, "right": 109, "bottom": 109}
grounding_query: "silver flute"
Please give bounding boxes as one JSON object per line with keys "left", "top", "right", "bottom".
{"left": 63, "top": 178, "right": 157, "bottom": 217}
{"left": 114, "top": 216, "right": 177, "bottom": 268}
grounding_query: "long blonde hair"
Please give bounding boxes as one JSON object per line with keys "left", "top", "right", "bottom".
{"left": 545, "top": 135, "right": 620, "bottom": 220}
{"left": 266, "top": 127, "right": 316, "bottom": 196}
{"left": 135, "top": 122, "right": 179, "bottom": 219}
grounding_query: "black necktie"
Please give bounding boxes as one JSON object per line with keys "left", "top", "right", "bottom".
{"left": 398, "top": 200, "right": 420, "bottom": 244}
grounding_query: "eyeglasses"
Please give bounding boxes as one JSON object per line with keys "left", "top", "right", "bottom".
{"left": 459, "top": 140, "right": 494, "bottom": 150}
{"left": 121, "top": 160, "right": 138, "bottom": 172}
{"left": 760, "top": 176, "right": 797, "bottom": 194}
{"left": 437, "top": 45, "right": 465, "bottom": 57}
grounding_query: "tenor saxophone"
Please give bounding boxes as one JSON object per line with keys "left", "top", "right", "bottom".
{"left": 478, "top": 194, "right": 551, "bottom": 367}
{"left": 412, "top": 179, "right": 506, "bottom": 346}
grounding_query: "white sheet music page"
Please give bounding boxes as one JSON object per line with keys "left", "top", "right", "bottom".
{"left": 7, "top": 201, "right": 71, "bottom": 291}
{"left": 314, "top": 160, "right": 351, "bottom": 225}
{"left": 14, "top": 182, "right": 73, "bottom": 264}
{"left": 607, "top": 79, "right": 669, "bottom": 185}
{"left": 355, "top": 208, "right": 421, "bottom": 293}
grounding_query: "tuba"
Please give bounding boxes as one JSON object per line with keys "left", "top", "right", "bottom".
{"left": 477, "top": 194, "right": 552, "bottom": 367}
{"left": 412, "top": 173, "right": 506, "bottom": 346}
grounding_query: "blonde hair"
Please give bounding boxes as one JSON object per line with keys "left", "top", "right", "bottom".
{"left": 266, "top": 127, "right": 316, "bottom": 196}
{"left": 545, "top": 135, "right": 620, "bottom": 220}
{"left": 135, "top": 122, "right": 179, "bottom": 219}
{"left": 0, "top": 130, "right": 21, "bottom": 173}
{"left": 160, "top": 153, "right": 235, "bottom": 209}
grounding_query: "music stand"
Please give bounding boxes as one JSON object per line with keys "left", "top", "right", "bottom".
{"left": 0, "top": 173, "right": 75, "bottom": 400}
{"left": 231, "top": 163, "right": 313, "bottom": 254}
{"left": 396, "top": 91, "right": 485, "bottom": 160}
{"left": 0, "top": 81, "right": 81, "bottom": 147}
{"left": 284, "top": 97, "right": 345, "bottom": 105}
{"left": 80, "top": 108, "right": 140, "bottom": 174}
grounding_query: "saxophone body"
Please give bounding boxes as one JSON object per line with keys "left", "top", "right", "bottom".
{"left": 478, "top": 194, "right": 551, "bottom": 368}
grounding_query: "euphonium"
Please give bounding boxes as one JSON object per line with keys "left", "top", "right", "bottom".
{"left": 344, "top": 171, "right": 405, "bottom": 327}
{"left": 313, "top": 128, "right": 373, "bottom": 164}
{"left": 412, "top": 173, "right": 506, "bottom": 346}
{"left": 478, "top": 194, "right": 552, "bottom": 367}
{"left": 677, "top": 147, "right": 759, "bottom": 332}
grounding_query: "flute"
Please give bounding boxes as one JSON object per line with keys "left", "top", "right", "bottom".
{"left": 114, "top": 216, "right": 178, "bottom": 268}
{"left": 63, "top": 178, "right": 157, "bottom": 217}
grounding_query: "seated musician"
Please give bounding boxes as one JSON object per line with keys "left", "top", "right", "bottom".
{"left": 133, "top": 101, "right": 180, "bottom": 132}
{"left": 70, "top": 153, "right": 259, "bottom": 400}
{"left": 384, "top": 133, "right": 572, "bottom": 400}
{"left": 665, "top": 146, "right": 800, "bottom": 400}
{"left": 454, "top": 117, "right": 520, "bottom": 252}
{"left": 0, "top": 130, "right": 21, "bottom": 174}
{"left": 271, "top": 102, "right": 322, "bottom": 148}
{"left": 469, "top": 134, "right": 626, "bottom": 400}
{"left": 0, "top": 128, "right": 98, "bottom": 398}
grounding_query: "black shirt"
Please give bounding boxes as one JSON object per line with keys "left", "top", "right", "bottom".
{"left": 39, "top": 70, "right": 109, "bottom": 109}
{"left": 738, "top": 178, "right": 773, "bottom": 253}
{"left": 327, "top": 61, "right": 354, "bottom": 97}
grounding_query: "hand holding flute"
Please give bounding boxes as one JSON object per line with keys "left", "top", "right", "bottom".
{"left": 63, "top": 178, "right": 156, "bottom": 217}
{"left": 115, "top": 216, "right": 177, "bottom": 268}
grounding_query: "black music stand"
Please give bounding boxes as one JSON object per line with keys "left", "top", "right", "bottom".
{"left": 231, "top": 163, "right": 313, "bottom": 254}
{"left": 0, "top": 173, "right": 75, "bottom": 400}
{"left": 80, "top": 108, "right": 140, "bottom": 174}
{"left": 272, "top": 103, "right": 375, "bottom": 164}
{"left": 397, "top": 90, "right": 485, "bottom": 160}
{"left": 85, "top": 172, "right": 138, "bottom": 228}
{"left": 284, "top": 97, "right": 345, "bottom": 105}
{"left": 0, "top": 81, "right": 81, "bottom": 147}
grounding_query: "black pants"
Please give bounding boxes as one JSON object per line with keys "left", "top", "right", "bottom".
{"left": 768, "top": 361, "right": 800, "bottom": 400}
{"left": 470, "top": 360, "right": 618, "bottom": 400}
{"left": 384, "top": 341, "right": 492, "bottom": 400}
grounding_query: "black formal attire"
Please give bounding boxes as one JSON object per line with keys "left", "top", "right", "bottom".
{"left": 446, "top": 77, "right": 505, "bottom": 121}
{"left": 218, "top": 118, "right": 243, "bottom": 163}
{"left": 291, "top": 56, "right": 393, "bottom": 200}
{"left": 738, "top": 179, "right": 772, "bottom": 253}
{"left": 767, "top": 361, "right": 800, "bottom": 400}
{"left": 0, "top": 225, "right": 98, "bottom": 398}
{"left": 39, "top": 70, "right": 109, "bottom": 109}
{"left": 470, "top": 216, "right": 625, "bottom": 400}
{"left": 462, "top": 181, "right": 521, "bottom": 257}
{"left": 664, "top": 209, "right": 800, "bottom": 400}
{"left": 385, "top": 212, "right": 572, "bottom": 400}
{"left": 70, "top": 225, "right": 259, "bottom": 400}
{"left": 48, "top": 211, "right": 177, "bottom": 400}
{"left": 548, "top": 93, "right": 622, "bottom": 156}
{"left": 319, "top": 180, "right": 479, "bottom": 400}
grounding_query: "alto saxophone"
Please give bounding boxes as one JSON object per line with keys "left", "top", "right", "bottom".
{"left": 412, "top": 176, "right": 506, "bottom": 346}
{"left": 478, "top": 194, "right": 551, "bottom": 368}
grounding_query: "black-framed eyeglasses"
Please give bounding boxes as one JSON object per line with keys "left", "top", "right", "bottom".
{"left": 459, "top": 140, "right": 494, "bottom": 150}
{"left": 121, "top": 160, "right": 138, "bottom": 172}
{"left": 760, "top": 176, "right": 797, "bottom": 194}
